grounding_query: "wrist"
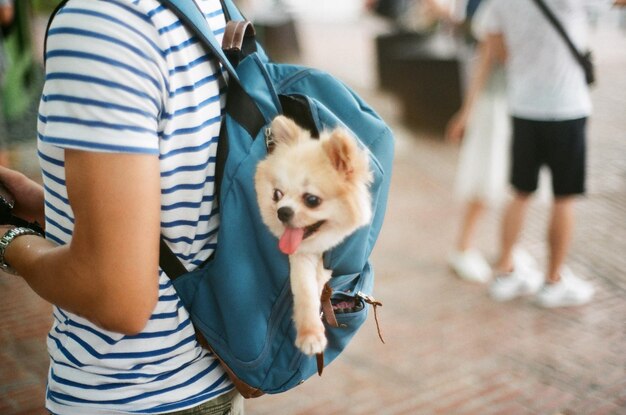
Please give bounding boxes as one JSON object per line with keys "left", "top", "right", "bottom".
{"left": 0, "top": 227, "right": 44, "bottom": 275}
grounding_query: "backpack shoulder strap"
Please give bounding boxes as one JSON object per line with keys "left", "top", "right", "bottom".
{"left": 219, "top": 0, "right": 246, "bottom": 21}
{"left": 157, "top": 0, "right": 266, "bottom": 279}
{"left": 159, "top": 0, "right": 239, "bottom": 82}
{"left": 160, "top": 0, "right": 264, "bottom": 136}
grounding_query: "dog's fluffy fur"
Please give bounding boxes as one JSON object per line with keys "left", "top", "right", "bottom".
{"left": 255, "top": 115, "right": 373, "bottom": 355}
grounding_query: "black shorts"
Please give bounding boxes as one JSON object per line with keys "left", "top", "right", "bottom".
{"left": 511, "top": 117, "right": 587, "bottom": 196}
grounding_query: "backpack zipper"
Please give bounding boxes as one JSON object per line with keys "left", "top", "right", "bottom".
{"left": 264, "top": 127, "right": 275, "bottom": 152}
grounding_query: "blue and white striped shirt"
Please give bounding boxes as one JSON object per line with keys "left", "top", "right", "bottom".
{"left": 38, "top": 1, "right": 232, "bottom": 413}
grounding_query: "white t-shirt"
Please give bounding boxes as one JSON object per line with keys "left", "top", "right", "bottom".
{"left": 38, "top": 0, "right": 231, "bottom": 413}
{"left": 479, "top": 0, "right": 594, "bottom": 120}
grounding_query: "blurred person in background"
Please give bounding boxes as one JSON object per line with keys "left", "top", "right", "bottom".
{"left": 449, "top": 0, "right": 625, "bottom": 307}
{"left": 443, "top": 0, "right": 512, "bottom": 284}
{"left": 0, "top": 0, "right": 13, "bottom": 167}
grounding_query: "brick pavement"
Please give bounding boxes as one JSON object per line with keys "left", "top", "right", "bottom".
{"left": 1, "top": 10, "right": 625, "bottom": 415}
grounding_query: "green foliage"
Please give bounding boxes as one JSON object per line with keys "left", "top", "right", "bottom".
{"left": 31, "top": 0, "right": 62, "bottom": 14}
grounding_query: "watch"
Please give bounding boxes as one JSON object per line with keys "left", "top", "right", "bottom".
{"left": 0, "top": 227, "right": 42, "bottom": 275}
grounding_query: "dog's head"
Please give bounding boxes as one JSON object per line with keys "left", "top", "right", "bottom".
{"left": 255, "top": 115, "right": 373, "bottom": 255}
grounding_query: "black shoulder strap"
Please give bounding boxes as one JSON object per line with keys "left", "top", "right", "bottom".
{"left": 43, "top": 0, "right": 70, "bottom": 67}
{"left": 531, "top": 0, "right": 588, "bottom": 70}
{"left": 159, "top": 239, "right": 188, "bottom": 279}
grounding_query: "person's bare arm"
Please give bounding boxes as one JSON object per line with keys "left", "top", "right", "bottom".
{"left": 4, "top": 150, "right": 161, "bottom": 334}
{"left": 445, "top": 33, "right": 505, "bottom": 143}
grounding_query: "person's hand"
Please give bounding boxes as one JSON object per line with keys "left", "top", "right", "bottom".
{"left": 445, "top": 111, "right": 468, "bottom": 144}
{"left": 0, "top": 166, "right": 45, "bottom": 225}
{"left": 614, "top": 0, "right": 626, "bottom": 7}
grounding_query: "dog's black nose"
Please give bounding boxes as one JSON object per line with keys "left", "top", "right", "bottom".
{"left": 277, "top": 207, "right": 294, "bottom": 223}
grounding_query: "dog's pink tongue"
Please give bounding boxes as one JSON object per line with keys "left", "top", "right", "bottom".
{"left": 279, "top": 227, "right": 305, "bottom": 255}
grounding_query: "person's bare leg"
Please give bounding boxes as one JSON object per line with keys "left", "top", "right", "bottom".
{"left": 494, "top": 192, "right": 532, "bottom": 274}
{"left": 546, "top": 196, "right": 575, "bottom": 284}
{"left": 457, "top": 199, "right": 486, "bottom": 252}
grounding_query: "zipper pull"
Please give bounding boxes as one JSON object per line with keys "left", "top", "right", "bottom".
{"left": 357, "top": 291, "right": 382, "bottom": 307}
{"left": 357, "top": 291, "right": 385, "bottom": 344}
{"left": 265, "top": 127, "right": 275, "bottom": 152}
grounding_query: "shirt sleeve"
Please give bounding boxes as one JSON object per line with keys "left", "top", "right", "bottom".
{"left": 451, "top": 0, "right": 468, "bottom": 22}
{"left": 39, "top": 1, "right": 167, "bottom": 155}
{"left": 472, "top": 0, "right": 503, "bottom": 40}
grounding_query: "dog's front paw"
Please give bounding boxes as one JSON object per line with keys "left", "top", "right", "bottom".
{"left": 295, "top": 327, "right": 327, "bottom": 355}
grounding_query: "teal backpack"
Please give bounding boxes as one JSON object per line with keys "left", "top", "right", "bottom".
{"left": 156, "top": 0, "right": 395, "bottom": 398}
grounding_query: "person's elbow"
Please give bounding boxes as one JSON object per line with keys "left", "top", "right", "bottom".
{"left": 92, "top": 275, "right": 159, "bottom": 336}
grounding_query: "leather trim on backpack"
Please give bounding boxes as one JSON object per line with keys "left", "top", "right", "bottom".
{"left": 222, "top": 20, "right": 257, "bottom": 66}
{"left": 195, "top": 330, "right": 265, "bottom": 399}
{"left": 223, "top": 20, "right": 256, "bottom": 53}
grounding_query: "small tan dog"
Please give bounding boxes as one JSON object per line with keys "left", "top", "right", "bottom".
{"left": 255, "top": 115, "right": 373, "bottom": 355}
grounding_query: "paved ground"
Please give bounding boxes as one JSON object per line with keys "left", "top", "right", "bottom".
{"left": 1, "top": 9, "right": 625, "bottom": 415}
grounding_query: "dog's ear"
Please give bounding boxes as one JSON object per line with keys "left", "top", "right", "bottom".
{"left": 323, "top": 129, "right": 371, "bottom": 183}
{"left": 270, "top": 116, "right": 306, "bottom": 146}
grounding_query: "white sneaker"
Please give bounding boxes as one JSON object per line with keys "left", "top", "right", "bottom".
{"left": 448, "top": 250, "right": 491, "bottom": 283}
{"left": 535, "top": 268, "right": 595, "bottom": 308}
{"left": 489, "top": 252, "right": 543, "bottom": 301}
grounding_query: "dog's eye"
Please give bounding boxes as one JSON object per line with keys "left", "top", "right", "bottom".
{"left": 303, "top": 193, "right": 321, "bottom": 208}
{"left": 273, "top": 189, "right": 283, "bottom": 202}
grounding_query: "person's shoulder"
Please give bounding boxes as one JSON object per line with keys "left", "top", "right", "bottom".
{"left": 48, "top": 0, "right": 172, "bottom": 60}
{"left": 473, "top": 0, "right": 504, "bottom": 24}
{"left": 478, "top": 0, "right": 524, "bottom": 20}
{"left": 63, "top": 0, "right": 163, "bottom": 22}
{"left": 480, "top": 0, "right": 505, "bottom": 10}
{"left": 54, "top": 0, "right": 174, "bottom": 36}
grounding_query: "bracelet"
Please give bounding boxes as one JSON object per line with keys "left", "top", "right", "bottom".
{"left": 0, "top": 227, "right": 42, "bottom": 275}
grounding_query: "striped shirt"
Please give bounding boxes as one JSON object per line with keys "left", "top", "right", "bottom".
{"left": 38, "top": 1, "right": 232, "bottom": 413}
